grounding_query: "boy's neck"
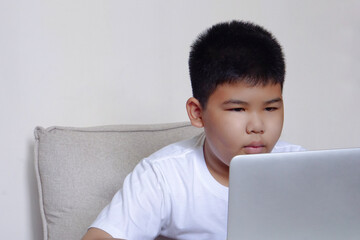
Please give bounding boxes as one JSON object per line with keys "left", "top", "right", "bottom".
{"left": 203, "top": 141, "right": 230, "bottom": 187}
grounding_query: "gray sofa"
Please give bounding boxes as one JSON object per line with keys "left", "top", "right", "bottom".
{"left": 34, "top": 122, "right": 203, "bottom": 240}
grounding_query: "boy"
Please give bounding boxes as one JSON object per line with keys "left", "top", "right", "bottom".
{"left": 83, "top": 20, "right": 304, "bottom": 240}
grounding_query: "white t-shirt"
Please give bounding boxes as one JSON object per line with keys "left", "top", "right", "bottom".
{"left": 90, "top": 133, "right": 305, "bottom": 240}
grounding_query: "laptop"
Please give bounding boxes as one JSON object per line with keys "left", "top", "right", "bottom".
{"left": 227, "top": 148, "right": 360, "bottom": 240}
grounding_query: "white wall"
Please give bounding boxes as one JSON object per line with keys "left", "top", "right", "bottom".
{"left": 0, "top": 0, "right": 359, "bottom": 239}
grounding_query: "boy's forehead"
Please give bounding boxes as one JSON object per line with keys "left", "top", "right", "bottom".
{"left": 219, "top": 79, "right": 282, "bottom": 88}
{"left": 216, "top": 81, "right": 282, "bottom": 92}
{"left": 200, "top": 80, "right": 283, "bottom": 109}
{"left": 209, "top": 82, "right": 283, "bottom": 102}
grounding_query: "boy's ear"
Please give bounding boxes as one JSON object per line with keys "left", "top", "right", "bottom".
{"left": 186, "top": 97, "right": 204, "bottom": 128}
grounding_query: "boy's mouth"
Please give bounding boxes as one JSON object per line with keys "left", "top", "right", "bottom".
{"left": 243, "top": 142, "right": 265, "bottom": 154}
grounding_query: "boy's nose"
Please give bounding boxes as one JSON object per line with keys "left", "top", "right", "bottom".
{"left": 246, "top": 114, "right": 264, "bottom": 134}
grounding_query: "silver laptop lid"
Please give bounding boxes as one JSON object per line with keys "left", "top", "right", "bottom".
{"left": 227, "top": 148, "right": 360, "bottom": 240}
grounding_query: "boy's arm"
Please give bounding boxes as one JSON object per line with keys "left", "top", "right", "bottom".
{"left": 82, "top": 227, "right": 125, "bottom": 240}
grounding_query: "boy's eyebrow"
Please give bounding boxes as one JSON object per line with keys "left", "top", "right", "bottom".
{"left": 222, "top": 100, "right": 249, "bottom": 106}
{"left": 222, "top": 97, "right": 283, "bottom": 106}
{"left": 265, "top": 97, "right": 283, "bottom": 105}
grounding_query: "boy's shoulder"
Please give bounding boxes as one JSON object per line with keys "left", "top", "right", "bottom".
{"left": 272, "top": 140, "right": 306, "bottom": 153}
{"left": 141, "top": 136, "right": 304, "bottom": 166}
{"left": 144, "top": 132, "right": 205, "bottom": 164}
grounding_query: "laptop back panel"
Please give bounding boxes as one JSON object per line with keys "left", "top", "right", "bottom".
{"left": 227, "top": 148, "right": 360, "bottom": 240}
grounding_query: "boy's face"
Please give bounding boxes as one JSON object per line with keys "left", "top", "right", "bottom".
{"left": 200, "top": 82, "right": 284, "bottom": 168}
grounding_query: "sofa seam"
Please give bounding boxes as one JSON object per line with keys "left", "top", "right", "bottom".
{"left": 47, "top": 123, "right": 193, "bottom": 133}
{"left": 34, "top": 132, "right": 49, "bottom": 240}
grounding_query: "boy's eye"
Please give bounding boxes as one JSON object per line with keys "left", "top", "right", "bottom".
{"left": 230, "top": 108, "right": 245, "bottom": 112}
{"left": 265, "top": 107, "right": 278, "bottom": 112}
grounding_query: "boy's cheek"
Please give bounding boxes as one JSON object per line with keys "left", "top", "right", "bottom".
{"left": 269, "top": 111, "right": 284, "bottom": 128}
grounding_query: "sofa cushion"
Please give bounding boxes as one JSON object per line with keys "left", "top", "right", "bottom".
{"left": 34, "top": 122, "right": 203, "bottom": 240}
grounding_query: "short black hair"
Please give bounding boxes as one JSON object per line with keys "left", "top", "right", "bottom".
{"left": 189, "top": 20, "right": 285, "bottom": 108}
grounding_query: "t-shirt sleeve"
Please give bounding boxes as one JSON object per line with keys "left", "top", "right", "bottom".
{"left": 90, "top": 158, "right": 168, "bottom": 240}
